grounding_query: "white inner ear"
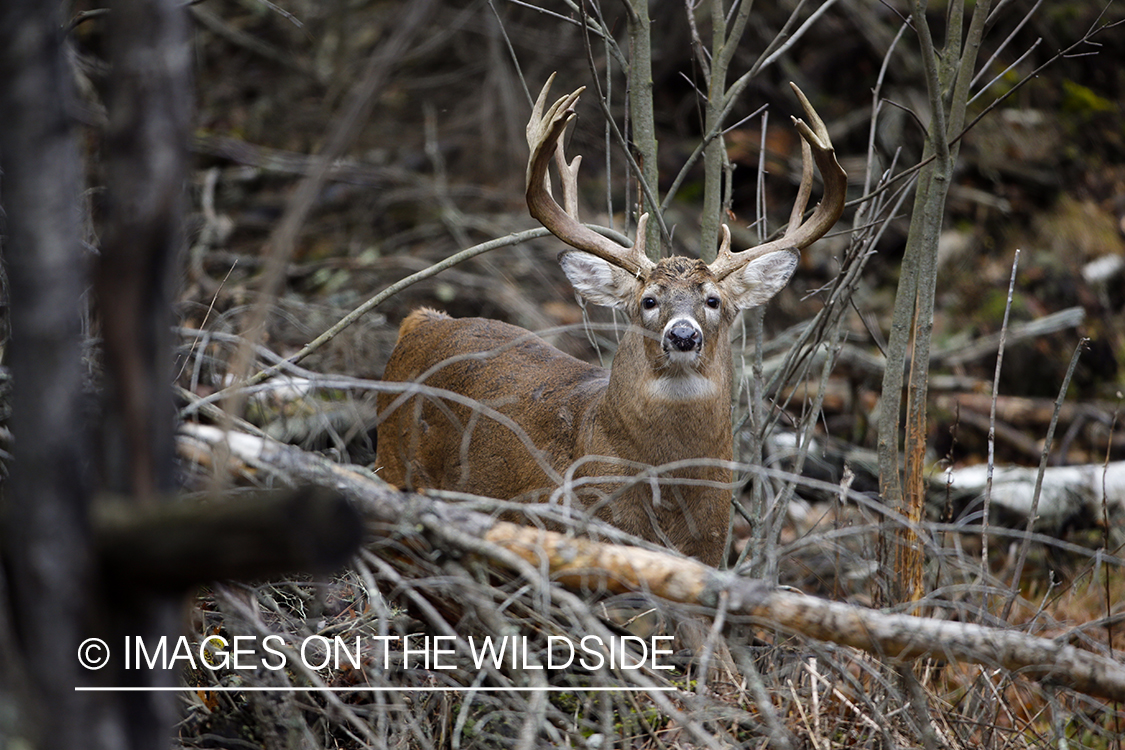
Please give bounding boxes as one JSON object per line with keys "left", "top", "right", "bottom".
{"left": 559, "top": 251, "right": 639, "bottom": 310}
{"left": 723, "top": 250, "right": 798, "bottom": 310}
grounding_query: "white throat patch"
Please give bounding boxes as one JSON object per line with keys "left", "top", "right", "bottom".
{"left": 647, "top": 371, "right": 718, "bottom": 402}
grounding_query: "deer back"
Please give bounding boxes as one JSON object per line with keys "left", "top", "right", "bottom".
{"left": 376, "top": 308, "right": 609, "bottom": 503}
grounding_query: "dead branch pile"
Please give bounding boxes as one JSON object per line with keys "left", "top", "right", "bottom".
{"left": 172, "top": 423, "right": 1125, "bottom": 749}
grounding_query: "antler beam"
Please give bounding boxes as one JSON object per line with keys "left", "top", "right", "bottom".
{"left": 709, "top": 82, "right": 847, "bottom": 280}
{"left": 526, "top": 74, "right": 654, "bottom": 276}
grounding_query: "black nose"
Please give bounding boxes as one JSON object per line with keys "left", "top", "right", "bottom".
{"left": 666, "top": 324, "right": 701, "bottom": 352}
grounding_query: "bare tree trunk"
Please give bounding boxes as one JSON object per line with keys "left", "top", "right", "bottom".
{"left": 0, "top": 2, "right": 97, "bottom": 747}
{"left": 97, "top": 0, "right": 192, "bottom": 504}
{"left": 626, "top": 0, "right": 663, "bottom": 258}
{"left": 91, "top": 0, "right": 195, "bottom": 745}
{"left": 1, "top": 0, "right": 192, "bottom": 747}
{"left": 876, "top": 0, "right": 991, "bottom": 605}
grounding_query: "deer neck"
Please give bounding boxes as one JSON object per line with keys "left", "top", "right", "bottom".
{"left": 591, "top": 326, "right": 733, "bottom": 463}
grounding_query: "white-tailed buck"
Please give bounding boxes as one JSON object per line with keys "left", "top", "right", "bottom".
{"left": 376, "top": 77, "right": 845, "bottom": 566}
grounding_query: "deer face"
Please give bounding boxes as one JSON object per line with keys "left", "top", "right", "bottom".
{"left": 559, "top": 249, "right": 799, "bottom": 394}
{"left": 636, "top": 258, "right": 726, "bottom": 373}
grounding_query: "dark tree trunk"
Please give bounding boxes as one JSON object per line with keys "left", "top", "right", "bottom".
{"left": 97, "top": 0, "right": 192, "bottom": 504}
{"left": 1, "top": 0, "right": 192, "bottom": 747}
{"left": 0, "top": 1, "right": 99, "bottom": 747}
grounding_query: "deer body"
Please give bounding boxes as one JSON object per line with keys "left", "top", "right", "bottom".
{"left": 376, "top": 78, "right": 846, "bottom": 567}
{"left": 378, "top": 255, "right": 761, "bottom": 564}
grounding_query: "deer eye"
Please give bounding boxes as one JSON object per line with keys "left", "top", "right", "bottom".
{"left": 641, "top": 296, "right": 658, "bottom": 310}
{"left": 706, "top": 295, "right": 721, "bottom": 309}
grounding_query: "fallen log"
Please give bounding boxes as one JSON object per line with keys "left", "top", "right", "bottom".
{"left": 943, "top": 460, "right": 1125, "bottom": 530}
{"left": 178, "top": 423, "right": 1125, "bottom": 703}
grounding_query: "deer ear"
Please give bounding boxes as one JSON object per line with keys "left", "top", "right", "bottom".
{"left": 722, "top": 250, "right": 798, "bottom": 310}
{"left": 559, "top": 251, "right": 639, "bottom": 310}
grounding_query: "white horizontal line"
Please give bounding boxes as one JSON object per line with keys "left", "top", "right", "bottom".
{"left": 75, "top": 686, "right": 676, "bottom": 693}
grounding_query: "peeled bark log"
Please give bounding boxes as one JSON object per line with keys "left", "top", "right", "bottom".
{"left": 181, "top": 424, "right": 1125, "bottom": 704}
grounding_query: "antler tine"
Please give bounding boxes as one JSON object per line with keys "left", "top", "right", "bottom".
{"left": 526, "top": 75, "right": 654, "bottom": 277}
{"left": 710, "top": 82, "right": 847, "bottom": 280}
{"left": 525, "top": 73, "right": 581, "bottom": 189}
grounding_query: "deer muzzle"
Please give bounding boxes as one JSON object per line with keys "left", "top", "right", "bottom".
{"left": 663, "top": 318, "right": 702, "bottom": 355}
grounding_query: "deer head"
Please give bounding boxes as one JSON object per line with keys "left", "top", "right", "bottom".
{"left": 525, "top": 74, "right": 846, "bottom": 405}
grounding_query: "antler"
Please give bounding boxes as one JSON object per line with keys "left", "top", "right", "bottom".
{"left": 709, "top": 82, "right": 847, "bottom": 280}
{"left": 526, "top": 74, "right": 654, "bottom": 277}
